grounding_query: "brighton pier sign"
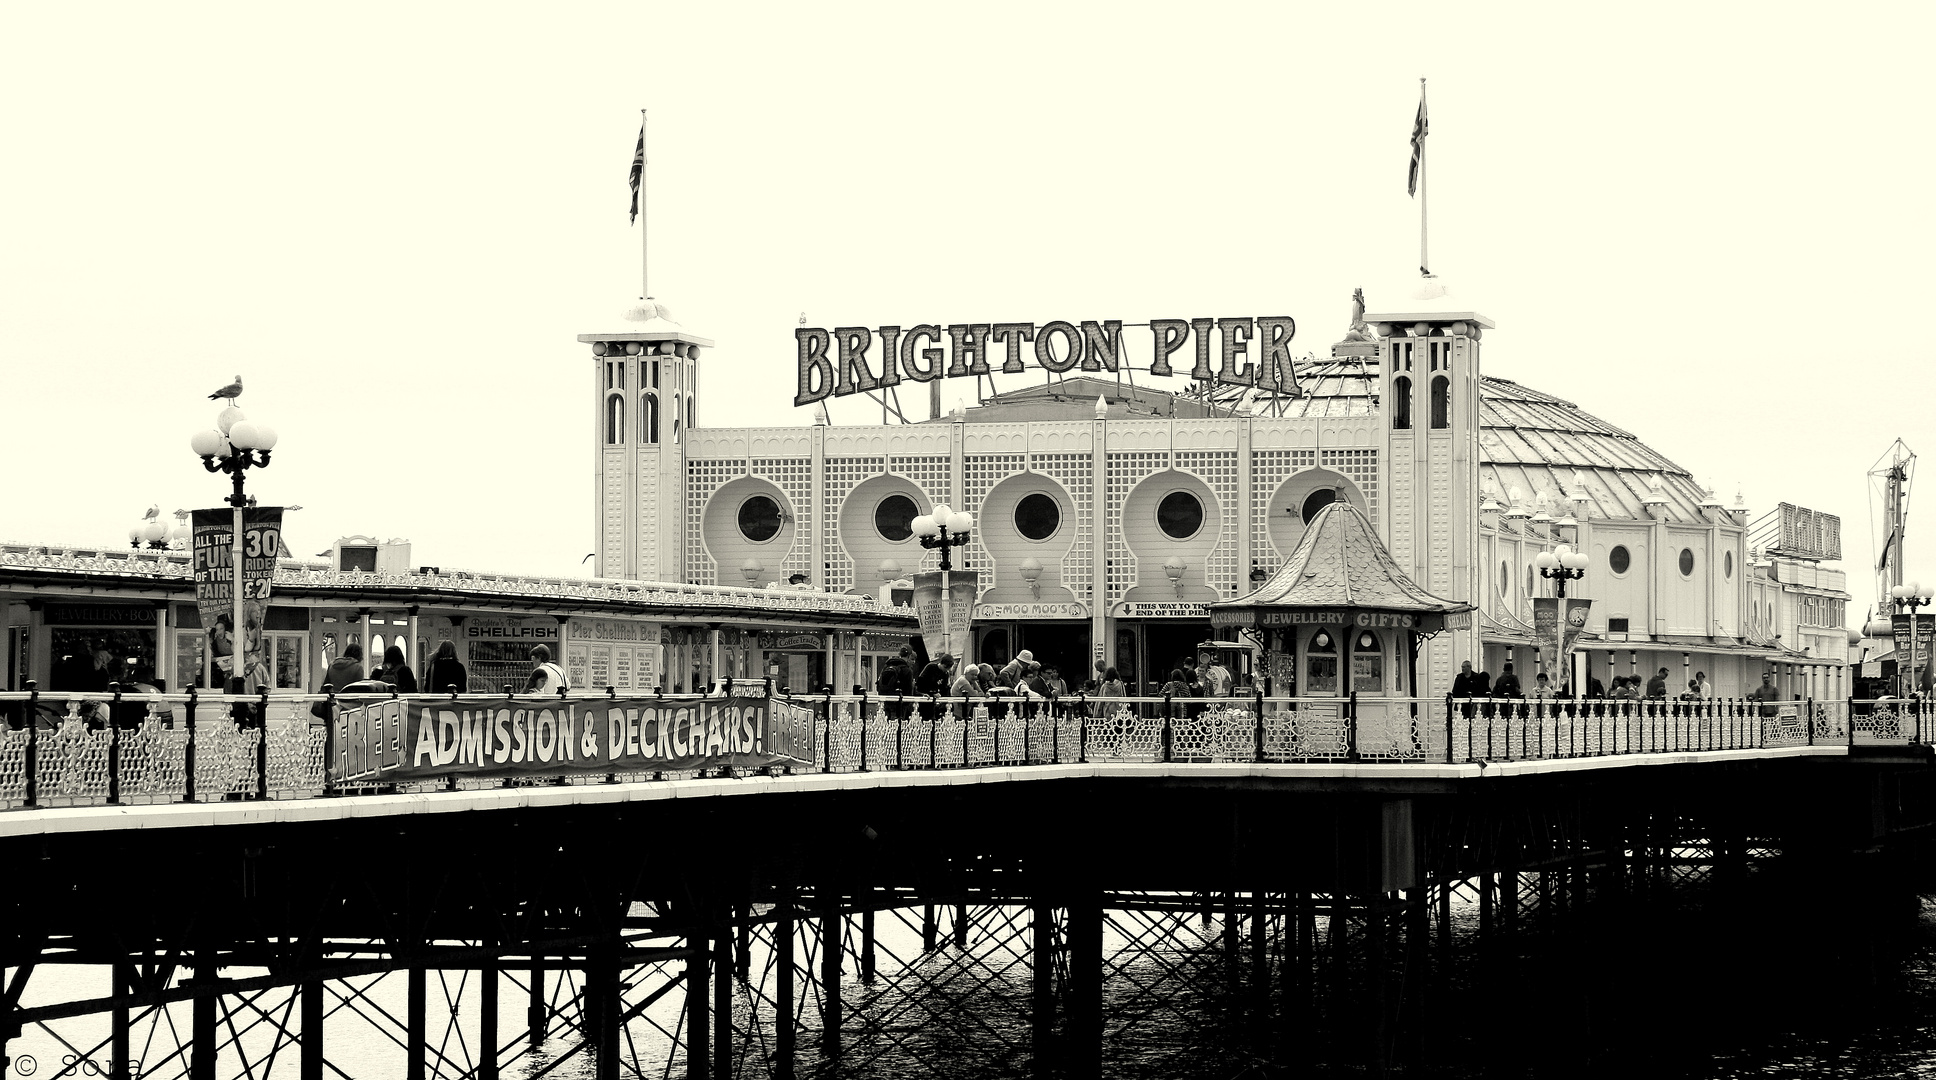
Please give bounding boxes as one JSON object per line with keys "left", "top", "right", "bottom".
{"left": 794, "top": 318, "right": 1299, "bottom": 407}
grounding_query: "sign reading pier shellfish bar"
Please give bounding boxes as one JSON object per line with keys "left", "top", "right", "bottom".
{"left": 331, "top": 685, "right": 816, "bottom": 782}
{"left": 794, "top": 318, "right": 1299, "bottom": 406}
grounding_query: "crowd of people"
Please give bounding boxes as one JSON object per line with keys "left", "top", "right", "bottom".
{"left": 877, "top": 646, "right": 1242, "bottom": 719}
{"left": 1452, "top": 661, "right": 1790, "bottom": 715}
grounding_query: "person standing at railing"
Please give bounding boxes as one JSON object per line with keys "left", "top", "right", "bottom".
{"left": 1748, "top": 670, "right": 1781, "bottom": 718}
{"left": 915, "top": 651, "right": 955, "bottom": 722}
{"left": 1093, "top": 666, "right": 1125, "bottom": 719}
{"left": 1196, "top": 649, "right": 1233, "bottom": 698}
{"left": 426, "top": 640, "right": 467, "bottom": 695}
{"left": 524, "top": 644, "right": 569, "bottom": 694}
{"left": 322, "top": 642, "right": 365, "bottom": 693}
{"left": 950, "top": 662, "right": 983, "bottom": 699}
{"left": 1694, "top": 671, "right": 1713, "bottom": 699}
{"left": 378, "top": 645, "right": 418, "bottom": 693}
{"left": 1645, "top": 667, "right": 1670, "bottom": 699}
{"left": 1453, "top": 660, "right": 1489, "bottom": 720}
{"left": 1531, "top": 672, "right": 1557, "bottom": 700}
{"left": 877, "top": 646, "right": 916, "bottom": 724}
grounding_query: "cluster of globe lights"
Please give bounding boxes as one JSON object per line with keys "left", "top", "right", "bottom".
{"left": 1534, "top": 544, "right": 1591, "bottom": 574}
{"left": 189, "top": 406, "right": 279, "bottom": 463}
{"left": 911, "top": 505, "right": 974, "bottom": 539}
{"left": 1863, "top": 582, "right": 1936, "bottom": 639}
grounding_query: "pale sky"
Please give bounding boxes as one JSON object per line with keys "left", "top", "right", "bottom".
{"left": 2, "top": 2, "right": 1929, "bottom": 628}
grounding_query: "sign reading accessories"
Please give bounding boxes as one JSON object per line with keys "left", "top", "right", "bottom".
{"left": 794, "top": 318, "right": 1299, "bottom": 407}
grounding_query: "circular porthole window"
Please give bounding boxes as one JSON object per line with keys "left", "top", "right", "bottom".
{"left": 1679, "top": 548, "right": 1695, "bottom": 576}
{"left": 1158, "top": 491, "right": 1205, "bottom": 539}
{"left": 737, "top": 495, "right": 784, "bottom": 543}
{"left": 1725, "top": 551, "right": 1735, "bottom": 579}
{"left": 1300, "top": 488, "right": 1338, "bottom": 524}
{"left": 874, "top": 494, "right": 918, "bottom": 542}
{"left": 1014, "top": 492, "right": 1062, "bottom": 541}
{"left": 1609, "top": 545, "right": 1631, "bottom": 575}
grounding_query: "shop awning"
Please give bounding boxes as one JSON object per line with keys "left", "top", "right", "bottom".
{"left": 1207, "top": 501, "right": 1474, "bottom": 633}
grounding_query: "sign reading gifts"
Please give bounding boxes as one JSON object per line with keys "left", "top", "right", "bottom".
{"left": 793, "top": 318, "right": 1299, "bottom": 407}
{"left": 332, "top": 688, "right": 817, "bottom": 782}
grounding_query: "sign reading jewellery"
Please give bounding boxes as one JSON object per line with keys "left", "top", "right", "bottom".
{"left": 331, "top": 687, "right": 816, "bottom": 782}
{"left": 1210, "top": 607, "right": 1449, "bottom": 631}
{"left": 794, "top": 318, "right": 1299, "bottom": 407}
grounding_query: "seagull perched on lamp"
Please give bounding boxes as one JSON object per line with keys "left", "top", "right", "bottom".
{"left": 207, "top": 375, "right": 243, "bottom": 401}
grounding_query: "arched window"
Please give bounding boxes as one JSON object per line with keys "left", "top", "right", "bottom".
{"left": 1430, "top": 375, "right": 1450, "bottom": 429}
{"left": 687, "top": 395, "right": 695, "bottom": 429}
{"left": 605, "top": 394, "right": 625, "bottom": 445}
{"left": 641, "top": 394, "right": 660, "bottom": 443}
{"left": 1305, "top": 629, "right": 1338, "bottom": 695}
{"left": 1392, "top": 376, "right": 1412, "bottom": 430}
{"left": 1352, "top": 629, "right": 1384, "bottom": 693}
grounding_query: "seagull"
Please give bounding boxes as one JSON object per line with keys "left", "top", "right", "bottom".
{"left": 208, "top": 375, "right": 243, "bottom": 401}
{"left": 142, "top": 504, "right": 160, "bottom": 521}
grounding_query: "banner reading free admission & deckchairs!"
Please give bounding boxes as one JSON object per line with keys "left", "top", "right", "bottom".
{"left": 332, "top": 684, "right": 816, "bottom": 783}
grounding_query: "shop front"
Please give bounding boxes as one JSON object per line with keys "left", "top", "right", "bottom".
{"left": 1208, "top": 502, "right": 1474, "bottom": 710}
{"left": 973, "top": 599, "right": 1091, "bottom": 689}
{"left": 1108, "top": 601, "right": 1215, "bottom": 696}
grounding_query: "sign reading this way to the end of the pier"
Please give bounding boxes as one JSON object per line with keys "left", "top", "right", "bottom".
{"left": 794, "top": 318, "right": 1299, "bottom": 407}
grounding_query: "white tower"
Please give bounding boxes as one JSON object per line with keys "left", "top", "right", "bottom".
{"left": 579, "top": 298, "right": 713, "bottom": 581}
{"left": 1368, "top": 281, "right": 1491, "bottom": 696}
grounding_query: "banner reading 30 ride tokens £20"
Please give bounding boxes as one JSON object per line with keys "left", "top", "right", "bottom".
{"left": 331, "top": 687, "right": 817, "bottom": 783}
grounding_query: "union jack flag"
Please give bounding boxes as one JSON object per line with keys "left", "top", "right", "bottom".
{"left": 628, "top": 122, "right": 645, "bottom": 223}
{"left": 1408, "top": 90, "right": 1427, "bottom": 197}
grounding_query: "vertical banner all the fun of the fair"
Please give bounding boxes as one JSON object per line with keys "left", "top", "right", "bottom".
{"left": 191, "top": 507, "right": 283, "bottom": 691}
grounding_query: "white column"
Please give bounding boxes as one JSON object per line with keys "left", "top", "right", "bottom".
{"left": 710, "top": 625, "right": 722, "bottom": 690}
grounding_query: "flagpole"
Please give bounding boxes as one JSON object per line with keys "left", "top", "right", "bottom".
{"left": 1419, "top": 78, "right": 1428, "bottom": 277}
{"left": 650, "top": 107, "right": 658, "bottom": 298}
{"left": 640, "top": 108, "right": 649, "bottom": 298}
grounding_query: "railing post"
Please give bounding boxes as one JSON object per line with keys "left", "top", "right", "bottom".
{"left": 108, "top": 681, "right": 123, "bottom": 805}
{"left": 1254, "top": 686, "right": 1266, "bottom": 763}
{"left": 858, "top": 686, "right": 869, "bottom": 772}
{"left": 1347, "top": 690, "right": 1360, "bottom": 762}
{"left": 1078, "top": 694, "right": 1089, "bottom": 764}
{"left": 962, "top": 697, "right": 971, "bottom": 765}
{"left": 1848, "top": 697, "right": 1855, "bottom": 748}
{"left": 821, "top": 688, "right": 834, "bottom": 773}
{"left": 24, "top": 680, "right": 40, "bottom": 808}
{"left": 1806, "top": 697, "right": 1815, "bottom": 746}
{"left": 1445, "top": 694, "right": 1455, "bottom": 765}
{"left": 184, "top": 685, "right": 198, "bottom": 803}
{"left": 257, "top": 685, "right": 271, "bottom": 799}
{"left": 895, "top": 693, "right": 905, "bottom": 768}
{"left": 1161, "top": 691, "right": 1174, "bottom": 763}
{"left": 322, "top": 685, "right": 339, "bottom": 796}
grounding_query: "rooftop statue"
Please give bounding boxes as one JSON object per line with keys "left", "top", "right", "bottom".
{"left": 1342, "top": 288, "right": 1376, "bottom": 343}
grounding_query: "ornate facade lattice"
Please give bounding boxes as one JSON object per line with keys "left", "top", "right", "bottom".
{"left": 1249, "top": 449, "right": 1315, "bottom": 576}
{"left": 822, "top": 457, "right": 887, "bottom": 596}
{"left": 1033, "top": 452, "right": 1096, "bottom": 603}
{"left": 1174, "top": 450, "right": 1239, "bottom": 600}
{"left": 1105, "top": 451, "right": 1169, "bottom": 602}
{"left": 685, "top": 457, "right": 747, "bottom": 586}
{"left": 751, "top": 457, "right": 814, "bottom": 582}
{"left": 962, "top": 455, "right": 1026, "bottom": 588}
{"left": 1321, "top": 448, "right": 1379, "bottom": 519}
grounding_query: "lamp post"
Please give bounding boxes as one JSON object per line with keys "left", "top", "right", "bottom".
{"left": 1534, "top": 543, "right": 1590, "bottom": 598}
{"left": 191, "top": 406, "right": 278, "bottom": 694}
{"left": 1163, "top": 557, "right": 1187, "bottom": 599}
{"left": 1890, "top": 582, "right": 1933, "bottom": 698}
{"left": 912, "top": 505, "right": 973, "bottom": 660}
{"left": 1018, "top": 557, "right": 1043, "bottom": 599}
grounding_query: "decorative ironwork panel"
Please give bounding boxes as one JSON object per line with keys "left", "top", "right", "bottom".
{"left": 932, "top": 705, "right": 965, "bottom": 767}
{"left": 197, "top": 722, "right": 262, "bottom": 797}
{"left": 119, "top": 716, "right": 189, "bottom": 800}
{"left": 827, "top": 701, "right": 862, "bottom": 772}
{"left": 1261, "top": 702, "right": 1349, "bottom": 760}
{"left": 37, "top": 718, "right": 111, "bottom": 802}
{"left": 264, "top": 719, "right": 326, "bottom": 793}
{"left": 0, "top": 728, "right": 26, "bottom": 803}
